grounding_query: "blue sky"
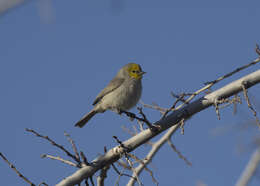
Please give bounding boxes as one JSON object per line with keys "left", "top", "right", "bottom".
{"left": 1, "top": 0, "right": 260, "bottom": 185}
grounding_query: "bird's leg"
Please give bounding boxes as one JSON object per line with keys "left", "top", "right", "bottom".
{"left": 118, "top": 109, "right": 136, "bottom": 121}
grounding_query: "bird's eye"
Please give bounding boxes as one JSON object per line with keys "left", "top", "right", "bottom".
{"left": 132, "top": 70, "right": 136, "bottom": 73}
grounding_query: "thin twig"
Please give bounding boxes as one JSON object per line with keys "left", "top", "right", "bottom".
{"left": 179, "top": 119, "right": 185, "bottom": 135}
{"left": 80, "top": 151, "right": 89, "bottom": 166}
{"left": 236, "top": 148, "right": 260, "bottom": 186}
{"left": 140, "top": 101, "right": 167, "bottom": 114}
{"left": 124, "top": 154, "right": 143, "bottom": 186}
{"left": 161, "top": 93, "right": 187, "bottom": 119}
{"left": 112, "top": 163, "right": 134, "bottom": 178}
{"left": 64, "top": 132, "right": 80, "bottom": 162}
{"left": 0, "top": 152, "right": 37, "bottom": 186}
{"left": 41, "top": 154, "right": 78, "bottom": 167}
{"left": 204, "top": 57, "right": 260, "bottom": 85}
{"left": 127, "top": 153, "right": 158, "bottom": 186}
{"left": 97, "top": 164, "right": 110, "bottom": 186}
{"left": 167, "top": 140, "right": 192, "bottom": 166}
{"left": 114, "top": 165, "right": 126, "bottom": 186}
{"left": 26, "top": 128, "right": 81, "bottom": 164}
{"left": 137, "top": 107, "right": 152, "bottom": 127}
{"left": 121, "top": 125, "right": 138, "bottom": 137}
{"left": 117, "top": 159, "right": 132, "bottom": 170}
{"left": 213, "top": 99, "right": 221, "bottom": 120}
{"left": 113, "top": 136, "right": 143, "bottom": 185}
{"left": 176, "top": 57, "right": 260, "bottom": 112}
{"left": 241, "top": 82, "right": 260, "bottom": 127}
{"left": 120, "top": 109, "right": 159, "bottom": 131}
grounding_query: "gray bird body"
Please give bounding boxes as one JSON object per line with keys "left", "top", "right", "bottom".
{"left": 75, "top": 63, "right": 143, "bottom": 128}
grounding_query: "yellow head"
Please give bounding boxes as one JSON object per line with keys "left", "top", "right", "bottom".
{"left": 125, "top": 63, "right": 146, "bottom": 80}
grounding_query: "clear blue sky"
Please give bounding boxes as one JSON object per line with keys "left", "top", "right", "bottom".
{"left": 1, "top": 0, "right": 260, "bottom": 185}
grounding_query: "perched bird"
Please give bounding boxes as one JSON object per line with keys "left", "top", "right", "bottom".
{"left": 75, "top": 63, "right": 146, "bottom": 128}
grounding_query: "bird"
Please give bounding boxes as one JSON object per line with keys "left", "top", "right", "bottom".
{"left": 75, "top": 63, "right": 146, "bottom": 128}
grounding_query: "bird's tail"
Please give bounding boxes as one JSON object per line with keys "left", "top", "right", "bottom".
{"left": 74, "top": 109, "right": 98, "bottom": 128}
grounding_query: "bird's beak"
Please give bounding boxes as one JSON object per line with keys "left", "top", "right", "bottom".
{"left": 139, "top": 71, "right": 146, "bottom": 76}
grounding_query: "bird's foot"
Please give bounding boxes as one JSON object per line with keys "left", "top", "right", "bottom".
{"left": 118, "top": 110, "right": 136, "bottom": 121}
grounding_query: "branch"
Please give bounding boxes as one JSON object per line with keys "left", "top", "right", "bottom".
{"left": 0, "top": 0, "right": 29, "bottom": 15}
{"left": 97, "top": 147, "right": 110, "bottom": 186}
{"left": 235, "top": 148, "right": 260, "bottom": 186}
{"left": 127, "top": 56, "right": 260, "bottom": 185}
{"left": 56, "top": 69, "right": 260, "bottom": 186}
{"left": 167, "top": 139, "right": 192, "bottom": 166}
{"left": 96, "top": 164, "right": 110, "bottom": 186}
{"left": 0, "top": 152, "right": 37, "bottom": 186}
{"left": 241, "top": 82, "right": 260, "bottom": 127}
{"left": 41, "top": 154, "right": 78, "bottom": 168}
{"left": 26, "top": 129, "right": 81, "bottom": 165}
{"left": 127, "top": 124, "right": 180, "bottom": 186}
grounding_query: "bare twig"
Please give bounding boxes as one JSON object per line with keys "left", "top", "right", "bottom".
{"left": 117, "top": 159, "right": 132, "bottom": 170}
{"left": 80, "top": 151, "right": 89, "bottom": 166}
{"left": 41, "top": 154, "right": 78, "bottom": 167}
{"left": 112, "top": 163, "right": 134, "bottom": 178}
{"left": 236, "top": 148, "right": 260, "bottom": 186}
{"left": 124, "top": 123, "right": 154, "bottom": 146}
{"left": 113, "top": 136, "right": 143, "bottom": 185}
{"left": 26, "top": 128, "right": 81, "bottom": 165}
{"left": 114, "top": 166, "right": 126, "bottom": 186}
{"left": 97, "top": 147, "right": 110, "bottom": 186}
{"left": 167, "top": 140, "right": 192, "bottom": 166}
{"left": 97, "top": 164, "right": 110, "bottom": 186}
{"left": 204, "top": 57, "right": 260, "bottom": 85}
{"left": 233, "top": 94, "right": 242, "bottom": 114}
{"left": 171, "top": 92, "right": 193, "bottom": 103}
{"left": 127, "top": 125, "right": 179, "bottom": 186}
{"left": 140, "top": 101, "right": 167, "bottom": 114}
{"left": 179, "top": 119, "right": 185, "bottom": 135}
{"left": 177, "top": 57, "right": 260, "bottom": 112}
{"left": 137, "top": 107, "right": 152, "bottom": 127}
{"left": 213, "top": 99, "right": 221, "bottom": 120}
{"left": 0, "top": 152, "right": 37, "bottom": 186}
{"left": 64, "top": 132, "right": 80, "bottom": 162}
{"left": 162, "top": 93, "right": 187, "bottom": 119}
{"left": 121, "top": 125, "right": 138, "bottom": 137}
{"left": 217, "top": 95, "right": 242, "bottom": 112}
{"left": 120, "top": 108, "right": 159, "bottom": 131}
{"left": 127, "top": 153, "right": 158, "bottom": 186}
{"left": 241, "top": 82, "right": 260, "bottom": 127}
{"left": 124, "top": 154, "right": 143, "bottom": 186}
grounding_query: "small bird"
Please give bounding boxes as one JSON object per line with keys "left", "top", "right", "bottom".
{"left": 75, "top": 63, "right": 146, "bottom": 128}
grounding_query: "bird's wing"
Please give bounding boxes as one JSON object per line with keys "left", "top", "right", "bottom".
{"left": 92, "top": 77, "right": 125, "bottom": 105}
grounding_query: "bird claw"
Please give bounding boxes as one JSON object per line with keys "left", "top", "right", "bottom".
{"left": 118, "top": 110, "right": 136, "bottom": 119}
{"left": 149, "top": 124, "right": 161, "bottom": 132}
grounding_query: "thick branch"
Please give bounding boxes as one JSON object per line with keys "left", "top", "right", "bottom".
{"left": 56, "top": 69, "right": 260, "bottom": 186}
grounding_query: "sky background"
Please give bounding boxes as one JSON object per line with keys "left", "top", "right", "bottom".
{"left": 1, "top": 0, "right": 260, "bottom": 185}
